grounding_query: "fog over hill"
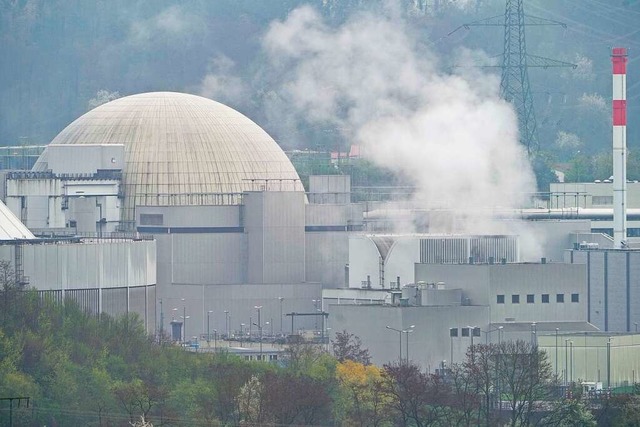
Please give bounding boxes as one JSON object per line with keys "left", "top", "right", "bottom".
{"left": 2, "top": 0, "right": 640, "bottom": 162}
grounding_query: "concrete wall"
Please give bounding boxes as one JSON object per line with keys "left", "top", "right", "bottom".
{"left": 244, "top": 192, "right": 306, "bottom": 284}
{"left": 48, "top": 144, "right": 125, "bottom": 175}
{"left": 327, "top": 304, "right": 489, "bottom": 371}
{"left": 306, "top": 232, "right": 349, "bottom": 288}
{"left": 158, "top": 282, "right": 323, "bottom": 340}
{"left": 415, "top": 263, "right": 588, "bottom": 324}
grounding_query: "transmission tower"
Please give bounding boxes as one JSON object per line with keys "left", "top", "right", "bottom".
{"left": 449, "top": 0, "right": 576, "bottom": 153}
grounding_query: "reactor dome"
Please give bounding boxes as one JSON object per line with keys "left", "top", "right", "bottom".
{"left": 36, "top": 92, "right": 303, "bottom": 223}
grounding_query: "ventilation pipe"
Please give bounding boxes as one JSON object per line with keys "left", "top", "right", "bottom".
{"left": 612, "top": 47, "right": 628, "bottom": 249}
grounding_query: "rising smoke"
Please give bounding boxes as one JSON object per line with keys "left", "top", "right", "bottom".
{"left": 262, "top": 4, "right": 540, "bottom": 250}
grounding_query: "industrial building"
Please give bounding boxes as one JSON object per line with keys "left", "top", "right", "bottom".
{"left": 1, "top": 75, "right": 638, "bottom": 378}
{"left": 325, "top": 260, "right": 595, "bottom": 371}
{"left": 0, "top": 92, "right": 359, "bottom": 339}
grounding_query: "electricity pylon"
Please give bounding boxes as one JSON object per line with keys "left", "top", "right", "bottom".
{"left": 449, "top": 0, "right": 576, "bottom": 153}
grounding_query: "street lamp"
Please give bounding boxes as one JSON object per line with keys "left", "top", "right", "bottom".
{"left": 555, "top": 328, "right": 560, "bottom": 382}
{"left": 240, "top": 323, "right": 245, "bottom": 347}
{"left": 570, "top": 340, "right": 574, "bottom": 384}
{"left": 483, "top": 326, "right": 503, "bottom": 345}
{"left": 207, "top": 310, "right": 213, "bottom": 344}
{"left": 312, "top": 299, "right": 319, "bottom": 332}
{"left": 278, "top": 297, "right": 284, "bottom": 335}
{"left": 386, "top": 326, "right": 403, "bottom": 363}
{"left": 180, "top": 315, "right": 190, "bottom": 345}
{"left": 181, "top": 298, "right": 187, "bottom": 344}
{"left": 564, "top": 339, "right": 570, "bottom": 387}
{"left": 607, "top": 337, "right": 612, "bottom": 390}
{"left": 213, "top": 329, "right": 218, "bottom": 351}
{"left": 254, "top": 305, "right": 263, "bottom": 360}
{"left": 530, "top": 322, "right": 537, "bottom": 347}
{"left": 386, "top": 325, "right": 415, "bottom": 364}
{"left": 224, "top": 310, "right": 230, "bottom": 339}
{"left": 404, "top": 325, "right": 415, "bottom": 363}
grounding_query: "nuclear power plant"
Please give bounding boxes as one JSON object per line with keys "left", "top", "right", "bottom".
{"left": 0, "top": 47, "right": 639, "bottom": 381}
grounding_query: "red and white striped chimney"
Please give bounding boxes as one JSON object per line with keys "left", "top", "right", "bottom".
{"left": 612, "top": 47, "right": 628, "bottom": 248}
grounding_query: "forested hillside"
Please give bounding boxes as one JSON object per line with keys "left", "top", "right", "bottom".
{"left": 2, "top": 0, "right": 640, "bottom": 165}
{"left": 2, "top": 285, "right": 640, "bottom": 425}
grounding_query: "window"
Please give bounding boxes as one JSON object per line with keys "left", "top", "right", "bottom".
{"left": 512, "top": 294, "right": 520, "bottom": 304}
{"left": 542, "top": 294, "right": 549, "bottom": 303}
{"left": 472, "top": 327, "right": 481, "bottom": 337}
{"left": 527, "top": 294, "right": 535, "bottom": 303}
{"left": 462, "top": 327, "right": 470, "bottom": 337}
{"left": 450, "top": 328, "right": 459, "bottom": 337}
{"left": 571, "top": 293, "right": 579, "bottom": 303}
{"left": 497, "top": 295, "right": 505, "bottom": 304}
{"left": 557, "top": 293, "right": 565, "bottom": 303}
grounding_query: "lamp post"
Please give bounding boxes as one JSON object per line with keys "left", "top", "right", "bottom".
{"left": 312, "top": 299, "right": 319, "bottom": 332}
{"left": 484, "top": 326, "right": 504, "bottom": 345}
{"left": 607, "top": 337, "right": 612, "bottom": 390}
{"left": 386, "top": 326, "right": 403, "bottom": 363}
{"left": 180, "top": 315, "right": 190, "bottom": 346}
{"left": 498, "top": 326, "right": 503, "bottom": 346}
{"left": 326, "top": 327, "right": 332, "bottom": 352}
{"left": 570, "top": 340, "right": 574, "bottom": 384}
{"left": 181, "top": 298, "right": 187, "bottom": 344}
{"left": 555, "top": 328, "right": 559, "bottom": 382}
{"left": 530, "top": 322, "right": 537, "bottom": 347}
{"left": 224, "top": 310, "right": 230, "bottom": 339}
{"left": 564, "top": 339, "right": 570, "bottom": 387}
{"left": 635, "top": 322, "right": 638, "bottom": 333}
{"left": 213, "top": 329, "right": 217, "bottom": 352}
{"left": 278, "top": 297, "right": 284, "bottom": 335}
{"left": 159, "top": 299, "right": 164, "bottom": 345}
{"left": 207, "top": 310, "right": 213, "bottom": 345}
{"left": 254, "top": 305, "right": 263, "bottom": 360}
{"left": 386, "top": 325, "right": 415, "bottom": 364}
{"left": 404, "top": 325, "right": 415, "bottom": 363}
{"left": 240, "top": 323, "right": 245, "bottom": 347}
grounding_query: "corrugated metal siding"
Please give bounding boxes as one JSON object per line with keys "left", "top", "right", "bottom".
{"left": 420, "top": 236, "right": 518, "bottom": 264}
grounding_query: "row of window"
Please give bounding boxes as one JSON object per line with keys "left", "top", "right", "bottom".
{"left": 449, "top": 327, "right": 481, "bottom": 338}
{"left": 497, "top": 293, "right": 579, "bottom": 304}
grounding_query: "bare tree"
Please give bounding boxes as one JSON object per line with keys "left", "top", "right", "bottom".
{"left": 332, "top": 330, "right": 371, "bottom": 365}
{"left": 495, "top": 340, "right": 553, "bottom": 427}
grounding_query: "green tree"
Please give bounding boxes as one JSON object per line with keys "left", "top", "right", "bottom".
{"left": 541, "top": 399, "right": 596, "bottom": 426}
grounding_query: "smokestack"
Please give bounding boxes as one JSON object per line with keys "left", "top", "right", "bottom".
{"left": 612, "top": 47, "right": 628, "bottom": 249}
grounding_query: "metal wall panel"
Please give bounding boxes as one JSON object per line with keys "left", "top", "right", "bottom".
{"left": 245, "top": 192, "right": 305, "bottom": 284}
{"left": 17, "top": 240, "right": 156, "bottom": 291}
{"left": 305, "top": 232, "right": 349, "bottom": 287}
{"left": 305, "top": 204, "right": 348, "bottom": 226}
{"left": 607, "top": 252, "right": 627, "bottom": 331}
{"left": 172, "top": 233, "right": 245, "bottom": 284}
{"left": 137, "top": 205, "right": 242, "bottom": 228}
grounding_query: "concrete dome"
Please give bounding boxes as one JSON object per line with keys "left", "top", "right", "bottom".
{"left": 38, "top": 92, "right": 303, "bottom": 224}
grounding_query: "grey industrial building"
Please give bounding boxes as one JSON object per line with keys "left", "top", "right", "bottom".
{"left": 3, "top": 91, "right": 640, "bottom": 381}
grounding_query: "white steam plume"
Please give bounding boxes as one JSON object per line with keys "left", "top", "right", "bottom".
{"left": 263, "top": 5, "right": 540, "bottom": 255}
